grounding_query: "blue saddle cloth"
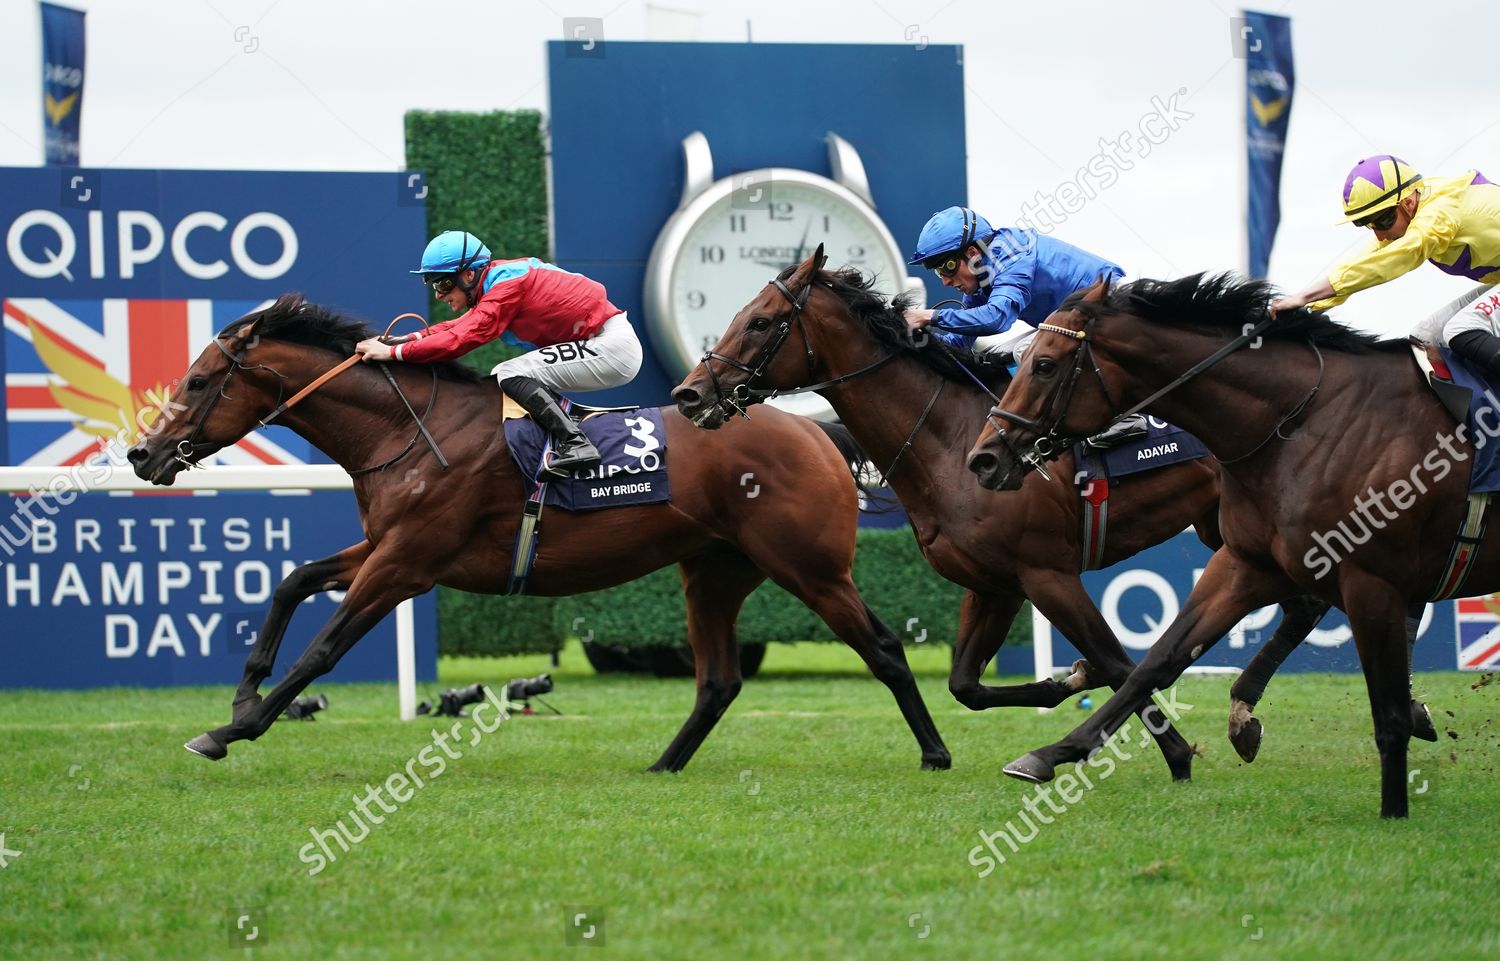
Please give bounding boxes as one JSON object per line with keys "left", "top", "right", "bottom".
{"left": 1075, "top": 419, "right": 1208, "bottom": 484}
{"left": 1435, "top": 349, "right": 1500, "bottom": 494}
{"left": 502, "top": 407, "right": 671, "bottom": 511}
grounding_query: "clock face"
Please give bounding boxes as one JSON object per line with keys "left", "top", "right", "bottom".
{"left": 646, "top": 169, "right": 913, "bottom": 419}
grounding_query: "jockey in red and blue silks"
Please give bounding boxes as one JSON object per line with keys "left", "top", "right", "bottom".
{"left": 355, "top": 230, "right": 643, "bottom": 478}
{"left": 903, "top": 206, "right": 1125, "bottom": 355}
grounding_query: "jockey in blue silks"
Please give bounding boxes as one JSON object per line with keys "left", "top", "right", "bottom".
{"left": 903, "top": 206, "right": 1144, "bottom": 444}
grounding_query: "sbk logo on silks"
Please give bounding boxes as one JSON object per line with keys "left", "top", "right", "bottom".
{"left": 538, "top": 341, "right": 600, "bottom": 364}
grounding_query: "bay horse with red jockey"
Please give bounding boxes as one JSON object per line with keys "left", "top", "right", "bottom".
{"left": 127, "top": 294, "right": 949, "bottom": 772}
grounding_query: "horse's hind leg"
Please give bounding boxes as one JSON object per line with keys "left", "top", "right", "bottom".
{"left": 1021, "top": 568, "right": 1196, "bottom": 781}
{"left": 230, "top": 541, "right": 372, "bottom": 726}
{"left": 1227, "top": 594, "right": 1330, "bottom": 762}
{"left": 648, "top": 549, "right": 765, "bottom": 774}
{"left": 775, "top": 569, "right": 950, "bottom": 770}
{"left": 948, "top": 590, "right": 1093, "bottom": 711}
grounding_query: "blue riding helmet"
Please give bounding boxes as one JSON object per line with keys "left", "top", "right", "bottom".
{"left": 908, "top": 206, "right": 996, "bottom": 266}
{"left": 410, "top": 230, "right": 492, "bottom": 275}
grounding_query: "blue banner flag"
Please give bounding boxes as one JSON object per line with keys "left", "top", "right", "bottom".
{"left": 1243, "top": 10, "right": 1294, "bottom": 279}
{"left": 40, "top": 2, "right": 86, "bottom": 165}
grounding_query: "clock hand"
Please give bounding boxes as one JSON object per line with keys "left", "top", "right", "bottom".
{"left": 794, "top": 216, "right": 813, "bottom": 264}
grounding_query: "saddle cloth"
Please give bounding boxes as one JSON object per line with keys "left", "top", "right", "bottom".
{"left": 502, "top": 406, "right": 671, "bottom": 511}
{"left": 1414, "top": 343, "right": 1500, "bottom": 494}
{"left": 1073, "top": 419, "right": 1208, "bottom": 486}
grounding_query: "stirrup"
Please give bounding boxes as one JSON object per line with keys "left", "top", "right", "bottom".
{"left": 543, "top": 439, "right": 600, "bottom": 478}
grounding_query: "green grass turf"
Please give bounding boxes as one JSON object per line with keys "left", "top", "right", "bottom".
{"left": 1, "top": 642, "right": 1498, "bottom": 961}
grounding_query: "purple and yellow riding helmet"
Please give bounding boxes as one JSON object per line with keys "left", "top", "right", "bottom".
{"left": 1338, "top": 155, "right": 1424, "bottom": 225}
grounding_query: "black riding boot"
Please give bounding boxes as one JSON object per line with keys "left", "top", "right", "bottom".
{"left": 501, "top": 375, "right": 601, "bottom": 478}
{"left": 1450, "top": 329, "right": 1500, "bottom": 380}
{"left": 1086, "top": 413, "right": 1149, "bottom": 448}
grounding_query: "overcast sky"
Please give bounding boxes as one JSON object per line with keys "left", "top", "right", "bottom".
{"left": 1, "top": 0, "right": 1495, "bottom": 337}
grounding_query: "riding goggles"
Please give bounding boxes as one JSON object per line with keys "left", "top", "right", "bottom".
{"left": 923, "top": 253, "right": 963, "bottom": 278}
{"left": 1354, "top": 207, "right": 1400, "bottom": 231}
{"left": 423, "top": 273, "right": 458, "bottom": 295}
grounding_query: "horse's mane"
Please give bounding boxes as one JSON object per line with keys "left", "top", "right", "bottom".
{"left": 220, "top": 294, "right": 487, "bottom": 383}
{"left": 784, "top": 264, "right": 1009, "bottom": 389}
{"left": 1079, "top": 272, "right": 1405, "bottom": 354}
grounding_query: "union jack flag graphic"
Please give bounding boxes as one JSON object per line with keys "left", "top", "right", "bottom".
{"left": 1454, "top": 594, "right": 1500, "bottom": 670}
{"left": 4, "top": 298, "right": 312, "bottom": 467}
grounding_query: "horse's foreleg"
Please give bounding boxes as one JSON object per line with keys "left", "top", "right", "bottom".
{"left": 648, "top": 551, "right": 764, "bottom": 773}
{"left": 1344, "top": 572, "right": 1417, "bottom": 818}
{"left": 1021, "top": 569, "right": 1196, "bottom": 781}
{"left": 947, "top": 590, "right": 1086, "bottom": 710}
{"left": 231, "top": 541, "right": 372, "bottom": 725}
{"left": 186, "top": 550, "right": 432, "bottom": 760}
{"left": 1006, "top": 549, "right": 1284, "bottom": 785}
{"left": 1227, "top": 594, "right": 1330, "bottom": 762}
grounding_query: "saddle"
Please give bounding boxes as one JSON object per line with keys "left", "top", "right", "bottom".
{"left": 1410, "top": 338, "right": 1472, "bottom": 424}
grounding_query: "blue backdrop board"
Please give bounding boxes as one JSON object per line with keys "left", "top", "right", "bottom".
{"left": 997, "top": 530, "right": 1488, "bottom": 675}
{"left": 546, "top": 40, "right": 967, "bottom": 407}
{"left": 1, "top": 167, "right": 436, "bottom": 688}
{"left": 0, "top": 492, "right": 437, "bottom": 689}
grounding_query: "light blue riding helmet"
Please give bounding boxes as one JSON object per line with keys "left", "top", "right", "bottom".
{"left": 908, "top": 206, "right": 995, "bottom": 267}
{"left": 410, "top": 230, "right": 492, "bottom": 275}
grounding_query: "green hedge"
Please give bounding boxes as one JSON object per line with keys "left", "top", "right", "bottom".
{"left": 403, "top": 108, "right": 550, "bottom": 373}
{"left": 436, "top": 528, "right": 1032, "bottom": 655}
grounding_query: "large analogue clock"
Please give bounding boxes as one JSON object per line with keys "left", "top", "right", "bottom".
{"left": 645, "top": 131, "right": 925, "bottom": 420}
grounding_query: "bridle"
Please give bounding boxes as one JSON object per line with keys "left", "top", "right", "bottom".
{"left": 172, "top": 318, "right": 449, "bottom": 476}
{"left": 697, "top": 276, "right": 1004, "bottom": 482}
{"left": 699, "top": 277, "right": 899, "bottom": 419}
{"left": 985, "top": 302, "right": 1318, "bottom": 477}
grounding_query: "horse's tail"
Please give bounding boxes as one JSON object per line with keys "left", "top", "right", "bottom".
{"left": 813, "top": 420, "right": 897, "bottom": 512}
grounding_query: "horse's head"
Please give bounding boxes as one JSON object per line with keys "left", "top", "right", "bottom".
{"left": 966, "top": 277, "right": 1122, "bottom": 490}
{"left": 126, "top": 299, "right": 302, "bottom": 485}
{"left": 672, "top": 244, "right": 833, "bottom": 428}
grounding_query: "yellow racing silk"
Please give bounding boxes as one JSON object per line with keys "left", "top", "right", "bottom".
{"left": 1310, "top": 170, "right": 1500, "bottom": 310}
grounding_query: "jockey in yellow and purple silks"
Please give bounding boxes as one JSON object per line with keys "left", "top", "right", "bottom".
{"left": 1273, "top": 155, "right": 1500, "bottom": 373}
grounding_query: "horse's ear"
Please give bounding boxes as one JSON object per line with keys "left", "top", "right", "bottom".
{"left": 1079, "top": 276, "right": 1111, "bottom": 303}
{"left": 794, "top": 243, "right": 826, "bottom": 281}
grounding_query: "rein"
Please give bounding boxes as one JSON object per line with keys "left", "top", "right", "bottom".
{"left": 987, "top": 306, "right": 1289, "bottom": 473}
{"left": 173, "top": 311, "right": 450, "bottom": 474}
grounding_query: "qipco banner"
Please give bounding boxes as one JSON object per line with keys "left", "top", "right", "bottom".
{"left": 1040, "top": 530, "right": 1484, "bottom": 674}
{"left": 0, "top": 167, "right": 435, "bottom": 688}
{"left": 1, "top": 166, "right": 429, "bottom": 468}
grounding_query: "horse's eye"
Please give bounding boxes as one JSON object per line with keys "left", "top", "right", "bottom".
{"left": 187, "top": 377, "right": 208, "bottom": 391}
{"left": 748, "top": 316, "right": 771, "bottom": 332}
{"left": 1033, "top": 358, "right": 1057, "bottom": 376}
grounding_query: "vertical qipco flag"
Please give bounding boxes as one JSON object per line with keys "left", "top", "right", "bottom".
{"left": 1242, "top": 10, "right": 1294, "bottom": 279}
{"left": 39, "top": 1, "right": 86, "bottom": 165}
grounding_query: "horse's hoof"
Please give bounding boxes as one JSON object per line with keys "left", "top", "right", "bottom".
{"left": 1003, "top": 752, "right": 1055, "bottom": 783}
{"left": 1064, "top": 659, "right": 1096, "bottom": 692}
{"left": 1411, "top": 701, "right": 1438, "bottom": 742}
{"left": 184, "top": 733, "right": 227, "bottom": 761}
{"left": 1230, "top": 716, "right": 1264, "bottom": 763}
{"left": 921, "top": 752, "right": 952, "bottom": 771}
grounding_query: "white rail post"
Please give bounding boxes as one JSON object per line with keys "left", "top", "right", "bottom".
{"left": 1031, "top": 604, "right": 1054, "bottom": 714}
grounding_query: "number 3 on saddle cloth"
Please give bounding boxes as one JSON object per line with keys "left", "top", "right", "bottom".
{"left": 1071, "top": 420, "right": 1209, "bottom": 571}
{"left": 500, "top": 399, "right": 671, "bottom": 595}
{"left": 1411, "top": 342, "right": 1500, "bottom": 599}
